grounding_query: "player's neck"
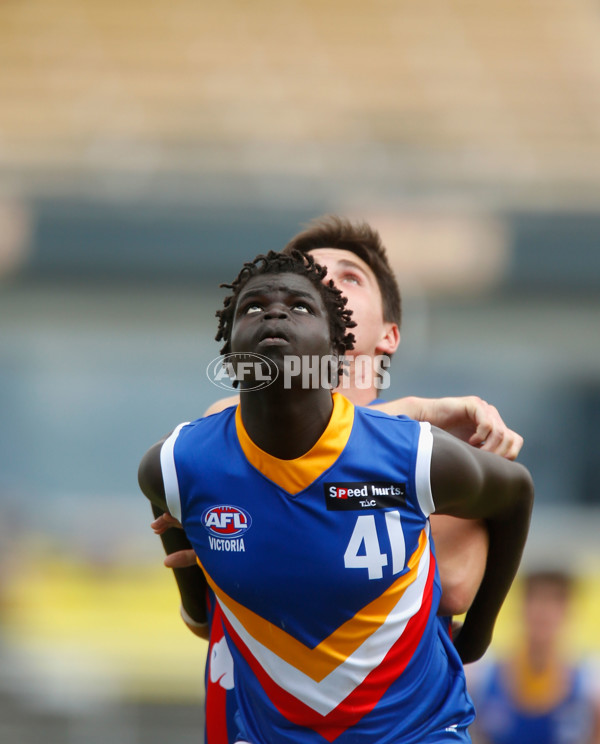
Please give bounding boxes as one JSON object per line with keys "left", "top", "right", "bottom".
{"left": 526, "top": 639, "right": 560, "bottom": 672}
{"left": 239, "top": 386, "right": 334, "bottom": 459}
{"left": 340, "top": 384, "right": 380, "bottom": 407}
{"left": 335, "top": 353, "right": 387, "bottom": 407}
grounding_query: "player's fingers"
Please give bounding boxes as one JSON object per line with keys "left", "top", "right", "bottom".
{"left": 478, "top": 425, "right": 505, "bottom": 454}
{"left": 476, "top": 425, "right": 524, "bottom": 460}
{"left": 471, "top": 404, "right": 514, "bottom": 455}
{"left": 151, "top": 518, "right": 168, "bottom": 534}
{"left": 467, "top": 401, "right": 497, "bottom": 448}
{"left": 161, "top": 513, "right": 181, "bottom": 526}
{"left": 482, "top": 404, "right": 523, "bottom": 458}
{"left": 498, "top": 432, "right": 524, "bottom": 461}
{"left": 462, "top": 398, "right": 524, "bottom": 460}
{"left": 481, "top": 434, "right": 512, "bottom": 458}
{"left": 151, "top": 513, "right": 182, "bottom": 533}
{"left": 164, "top": 550, "right": 197, "bottom": 569}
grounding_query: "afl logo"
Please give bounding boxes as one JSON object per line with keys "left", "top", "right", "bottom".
{"left": 206, "top": 352, "right": 279, "bottom": 391}
{"left": 202, "top": 505, "right": 252, "bottom": 538}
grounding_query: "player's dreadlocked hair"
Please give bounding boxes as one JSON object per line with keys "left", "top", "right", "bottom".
{"left": 216, "top": 250, "right": 356, "bottom": 383}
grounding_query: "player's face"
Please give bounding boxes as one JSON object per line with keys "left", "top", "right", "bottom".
{"left": 230, "top": 272, "right": 332, "bottom": 364}
{"left": 308, "top": 248, "right": 398, "bottom": 358}
{"left": 524, "top": 582, "right": 570, "bottom": 646}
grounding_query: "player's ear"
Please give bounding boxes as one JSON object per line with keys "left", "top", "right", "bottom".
{"left": 375, "top": 322, "right": 400, "bottom": 356}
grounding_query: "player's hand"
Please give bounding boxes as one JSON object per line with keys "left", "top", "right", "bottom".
{"left": 164, "top": 549, "right": 198, "bottom": 568}
{"left": 151, "top": 512, "right": 183, "bottom": 534}
{"left": 374, "top": 396, "right": 523, "bottom": 459}
{"left": 424, "top": 396, "right": 523, "bottom": 460}
{"left": 151, "top": 512, "right": 198, "bottom": 568}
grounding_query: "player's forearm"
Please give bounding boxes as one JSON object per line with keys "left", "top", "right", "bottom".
{"left": 371, "top": 395, "right": 471, "bottom": 428}
{"left": 151, "top": 503, "right": 208, "bottom": 626}
{"left": 453, "top": 489, "right": 533, "bottom": 663}
{"left": 369, "top": 396, "right": 425, "bottom": 418}
{"left": 372, "top": 396, "right": 470, "bottom": 424}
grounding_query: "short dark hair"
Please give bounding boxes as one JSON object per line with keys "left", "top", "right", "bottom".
{"left": 283, "top": 215, "right": 401, "bottom": 328}
{"left": 216, "top": 250, "right": 356, "bottom": 383}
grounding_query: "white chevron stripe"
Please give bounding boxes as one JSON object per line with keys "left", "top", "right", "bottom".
{"left": 219, "top": 525, "right": 432, "bottom": 716}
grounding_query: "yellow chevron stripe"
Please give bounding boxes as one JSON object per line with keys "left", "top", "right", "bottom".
{"left": 198, "top": 528, "right": 428, "bottom": 682}
{"left": 235, "top": 392, "right": 354, "bottom": 495}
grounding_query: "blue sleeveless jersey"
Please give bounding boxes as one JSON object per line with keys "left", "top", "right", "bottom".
{"left": 473, "top": 660, "right": 596, "bottom": 744}
{"left": 161, "top": 393, "right": 474, "bottom": 743}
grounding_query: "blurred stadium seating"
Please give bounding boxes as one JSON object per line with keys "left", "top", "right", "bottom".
{"left": 1, "top": 0, "right": 600, "bottom": 203}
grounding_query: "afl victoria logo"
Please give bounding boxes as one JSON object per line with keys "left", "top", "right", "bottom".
{"left": 206, "top": 352, "right": 279, "bottom": 391}
{"left": 202, "top": 505, "right": 252, "bottom": 538}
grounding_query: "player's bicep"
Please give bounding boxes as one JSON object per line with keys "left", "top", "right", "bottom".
{"left": 138, "top": 438, "right": 168, "bottom": 512}
{"left": 429, "top": 428, "right": 481, "bottom": 516}
{"left": 430, "top": 427, "right": 529, "bottom": 519}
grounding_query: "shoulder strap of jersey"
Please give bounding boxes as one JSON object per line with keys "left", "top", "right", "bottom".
{"left": 160, "top": 422, "right": 190, "bottom": 521}
{"left": 415, "top": 421, "right": 434, "bottom": 516}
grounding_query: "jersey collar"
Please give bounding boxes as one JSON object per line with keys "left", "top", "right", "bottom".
{"left": 235, "top": 392, "right": 355, "bottom": 495}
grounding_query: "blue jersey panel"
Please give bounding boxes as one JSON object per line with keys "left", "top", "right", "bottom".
{"left": 164, "top": 399, "right": 474, "bottom": 743}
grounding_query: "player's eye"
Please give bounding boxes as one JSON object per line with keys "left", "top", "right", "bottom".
{"left": 293, "top": 303, "right": 311, "bottom": 313}
{"left": 341, "top": 273, "right": 361, "bottom": 286}
{"left": 244, "top": 304, "right": 262, "bottom": 314}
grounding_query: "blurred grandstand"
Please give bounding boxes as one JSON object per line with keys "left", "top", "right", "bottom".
{"left": 1, "top": 1, "right": 600, "bottom": 742}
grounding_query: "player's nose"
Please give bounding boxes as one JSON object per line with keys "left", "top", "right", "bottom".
{"left": 263, "top": 303, "right": 289, "bottom": 320}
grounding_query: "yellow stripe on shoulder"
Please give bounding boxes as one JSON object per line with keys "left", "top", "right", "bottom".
{"left": 235, "top": 392, "right": 354, "bottom": 494}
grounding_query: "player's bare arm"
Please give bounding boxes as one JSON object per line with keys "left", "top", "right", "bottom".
{"left": 430, "top": 427, "right": 534, "bottom": 663}
{"left": 138, "top": 439, "right": 210, "bottom": 639}
{"left": 374, "top": 394, "right": 524, "bottom": 615}
{"left": 372, "top": 395, "right": 523, "bottom": 460}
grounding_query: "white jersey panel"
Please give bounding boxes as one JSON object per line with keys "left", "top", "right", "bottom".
{"left": 159, "top": 422, "right": 189, "bottom": 522}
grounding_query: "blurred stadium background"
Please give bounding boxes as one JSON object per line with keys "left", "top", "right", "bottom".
{"left": 1, "top": 0, "right": 600, "bottom": 741}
